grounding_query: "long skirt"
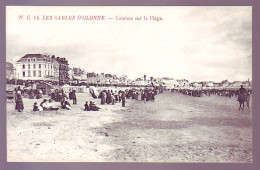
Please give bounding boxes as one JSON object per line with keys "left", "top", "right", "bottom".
{"left": 15, "top": 100, "right": 24, "bottom": 111}
{"left": 101, "top": 97, "right": 106, "bottom": 105}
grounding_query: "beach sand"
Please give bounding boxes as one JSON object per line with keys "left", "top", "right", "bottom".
{"left": 6, "top": 92, "right": 252, "bottom": 162}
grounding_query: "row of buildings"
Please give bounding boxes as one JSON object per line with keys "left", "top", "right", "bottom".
{"left": 6, "top": 53, "right": 252, "bottom": 88}
{"left": 6, "top": 53, "right": 130, "bottom": 85}
{"left": 8, "top": 54, "right": 69, "bottom": 83}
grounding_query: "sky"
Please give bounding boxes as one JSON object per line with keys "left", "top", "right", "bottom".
{"left": 6, "top": 6, "right": 252, "bottom": 82}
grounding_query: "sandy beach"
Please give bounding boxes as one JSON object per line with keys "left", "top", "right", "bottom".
{"left": 7, "top": 91, "right": 252, "bottom": 162}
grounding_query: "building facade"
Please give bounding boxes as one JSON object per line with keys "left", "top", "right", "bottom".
{"left": 54, "top": 56, "right": 70, "bottom": 83}
{"left": 73, "top": 67, "right": 87, "bottom": 80}
{"left": 16, "top": 54, "right": 59, "bottom": 81}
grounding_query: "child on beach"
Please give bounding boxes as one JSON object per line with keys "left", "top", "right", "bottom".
{"left": 33, "top": 102, "right": 39, "bottom": 111}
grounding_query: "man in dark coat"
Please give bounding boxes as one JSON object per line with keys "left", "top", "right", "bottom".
{"left": 71, "top": 90, "right": 77, "bottom": 104}
{"left": 100, "top": 91, "right": 106, "bottom": 105}
{"left": 106, "top": 90, "right": 112, "bottom": 104}
{"left": 121, "top": 92, "right": 126, "bottom": 107}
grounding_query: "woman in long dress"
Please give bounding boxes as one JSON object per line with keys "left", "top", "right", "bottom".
{"left": 15, "top": 91, "right": 24, "bottom": 112}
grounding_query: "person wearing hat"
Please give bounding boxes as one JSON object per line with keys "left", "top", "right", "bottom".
{"left": 15, "top": 91, "right": 24, "bottom": 112}
{"left": 89, "top": 101, "right": 100, "bottom": 111}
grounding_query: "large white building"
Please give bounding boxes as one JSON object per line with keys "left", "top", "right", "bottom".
{"left": 16, "top": 54, "right": 59, "bottom": 81}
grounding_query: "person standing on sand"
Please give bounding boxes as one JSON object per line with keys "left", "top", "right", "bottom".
{"left": 106, "top": 90, "right": 112, "bottom": 104}
{"left": 111, "top": 93, "right": 115, "bottom": 105}
{"left": 238, "top": 85, "right": 247, "bottom": 111}
{"left": 15, "top": 91, "right": 24, "bottom": 112}
{"left": 121, "top": 92, "right": 126, "bottom": 107}
{"left": 71, "top": 90, "right": 77, "bottom": 104}
{"left": 100, "top": 90, "right": 106, "bottom": 105}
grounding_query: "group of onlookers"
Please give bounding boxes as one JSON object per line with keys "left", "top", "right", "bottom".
{"left": 125, "top": 88, "right": 156, "bottom": 103}
{"left": 98, "top": 90, "right": 126, "bottom": 107}
{"left": 97, "top": 88, "right": 157, "bottom": 107}
{"left": 174, "top": 88, "right": 251, "bottom": 99}
{"left": 12, "top": 86, "right": 158, "bottom": 113}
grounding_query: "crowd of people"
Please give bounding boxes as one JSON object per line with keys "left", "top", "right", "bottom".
{"left": 12, "top": 83, "right": 251, "bottom": 113}
{"left": 12, "top": 86, "right": 157, "bottom": 113}
{"left": 173, "top": 87, "right": 251, "bottom": 99}
{"left": 96, "top": 88, "right": 157, "bottom": 107}
{"left": 171, "top": 85, "right": 251, "bottom": 110}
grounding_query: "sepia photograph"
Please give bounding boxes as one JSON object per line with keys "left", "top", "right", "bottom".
{"left": 6, "top": 6, "right": 252, "bottom": 162}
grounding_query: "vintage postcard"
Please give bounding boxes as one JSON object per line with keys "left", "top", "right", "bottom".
{"left": 6, "top": 6, "right": 252, "bottom": 162}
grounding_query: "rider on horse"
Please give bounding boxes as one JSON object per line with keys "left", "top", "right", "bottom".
{"left": 238, "top": 85, "right": 247, "bottom": 110}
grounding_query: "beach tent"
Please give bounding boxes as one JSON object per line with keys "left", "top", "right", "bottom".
{"left": 36, "top": 82, "right": 53, "bottom": 95}
{"left": 61, "top": 84, "right": 72, "bottom": 93}
{"left": 77, "top": 86, "right": 89, "bottom": 93}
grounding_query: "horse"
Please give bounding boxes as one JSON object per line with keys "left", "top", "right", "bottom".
{"left": 237, "top": 93, "right": 247, "bottom": 111}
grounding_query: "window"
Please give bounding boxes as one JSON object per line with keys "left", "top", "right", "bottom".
{"left": 48, "top": 71, "right": 50, "bottom": 75}
{"left": 33, "top": 71, "right": 36, "bottom": 77}
{"left": 39, "top": 64, "right": 41, "bottom": 69}
{"left": 33, "top": 64, "right": 36, "bottom": 69}
{"left": 22, "top": 71, "right": 25, "bottom": 77}
{"left": 28, "top": 71, "right": 31, "bottom": 77}
{"left": 38, "top": 71, "right": 41, "bottom": 77}
{"left": 22, "top": 64, "right": 25, "bottom": 69}
{"left": 28, "top": 64, "right": 30, "bottom": 69}
{"left": 51, "top": 65, "right": 53, "bottom": 69}
{"left": 27, "top": 59, "right": 31, "bottom": 62}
